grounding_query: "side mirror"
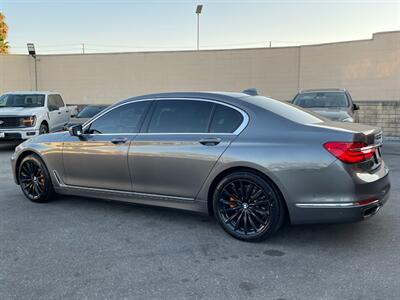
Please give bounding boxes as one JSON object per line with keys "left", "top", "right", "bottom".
{"left": 69, "top": 124, "right": 83, "bottom": 137}
{"left": 353, "top": 103, "right": 360, "bottom": 111}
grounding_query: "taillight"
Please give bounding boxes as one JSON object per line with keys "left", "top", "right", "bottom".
{"left": 323, "top": 142, "right": 376, "bottom": 164}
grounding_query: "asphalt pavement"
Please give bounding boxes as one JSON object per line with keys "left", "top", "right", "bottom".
{"left": 0, "top": 141, "right": 399, "bottom": 300}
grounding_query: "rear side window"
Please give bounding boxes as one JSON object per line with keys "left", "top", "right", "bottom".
{"left": 88, "top": 101, "right": 150, "bottom": 134}
{"left": 148, "top": 100, "right": 213, "bottom": 133}
{"left": 210, "top": 104, "right": 243, "bottom": 133}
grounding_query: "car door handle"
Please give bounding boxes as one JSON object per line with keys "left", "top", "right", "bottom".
{"left": 111, "top": 137, "right": 128, "bottom": 144}
{"left": 199, "top": 137, "right": 222, "bottom": 146}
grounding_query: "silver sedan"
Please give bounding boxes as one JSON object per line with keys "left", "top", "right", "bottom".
{"left": 10, "top": 92, "right": 390, "bottom": 241}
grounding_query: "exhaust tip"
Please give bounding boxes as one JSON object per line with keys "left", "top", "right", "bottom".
{"left": 363, "top": 205, "right": 381, "bottom": 218}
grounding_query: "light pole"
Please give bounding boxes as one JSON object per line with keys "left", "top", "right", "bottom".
{"left": 196, "top": 5, "right": 203, "bottom": 51}
{"left": 27, "top": 43, "right": 38, "bottom": 91}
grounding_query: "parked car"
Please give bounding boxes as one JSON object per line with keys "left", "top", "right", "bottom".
{"left": 66, "top": 105, "right": 108, "bottom": 127}
{"left": 0, "top": 91, "right": 70, "bottom": 141}
{"left": 67, "top": 105, "right": 79, "bottom": 118}
{"left": 11, "top": 91, "right": 390, "bottom": 242}
{"left": 292, "top": 89, "right": 359, "bottom": 122}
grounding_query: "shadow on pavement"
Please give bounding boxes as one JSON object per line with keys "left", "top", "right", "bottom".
{"left": 52, "top": 193, "right": 384, "bottom": 249}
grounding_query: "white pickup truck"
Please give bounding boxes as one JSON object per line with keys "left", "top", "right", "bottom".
{"left": 0, "top": 91, "right": 70, "bottom": 140}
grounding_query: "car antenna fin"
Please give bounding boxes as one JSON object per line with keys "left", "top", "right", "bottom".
{"left": 242, "top": 88, "right": 258, "bottom": 96}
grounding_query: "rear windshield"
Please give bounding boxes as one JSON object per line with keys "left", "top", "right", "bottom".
{"left": 293, "top": 92, "right": 348, "bottom": 108}
{"left": 246, "top": 96, "right": 324, "bottom": 124}
{"left": 0, "top": 94, "right": 45, "bottom": 108}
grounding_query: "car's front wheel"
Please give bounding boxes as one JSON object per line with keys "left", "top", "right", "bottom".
{"left": 39, "top": 123, "right": 49, "bottom": 135}
{"left": 18, "top": 154, "right": 55, "bottom": 203}
{"left": 213, "top": 172, "right": 285, "bottom": 242}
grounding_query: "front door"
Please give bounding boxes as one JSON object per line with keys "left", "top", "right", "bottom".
{"left": 129, "top": 99, "right": 246, "bottom": 199}
{"left": 47, "top": 95, "right": 63, "bottom": 131}
{"left": 63, "top": 100, "right": 151, "bottom": 191}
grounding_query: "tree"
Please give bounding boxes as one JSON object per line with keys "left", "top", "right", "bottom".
{"left": 0, "top": 12, "right": 9, "bottom": 54}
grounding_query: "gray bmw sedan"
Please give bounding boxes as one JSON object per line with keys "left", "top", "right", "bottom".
{"left": 11, "top": 91, "right": 390, "bottom": 241}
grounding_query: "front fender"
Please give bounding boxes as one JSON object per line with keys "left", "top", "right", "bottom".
{"left": 11, "top": 132, "right": 68, "bottom": 185}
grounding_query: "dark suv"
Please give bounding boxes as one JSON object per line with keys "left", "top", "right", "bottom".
{"left": 292, "top": 89, "right": 359, "bottom": 122}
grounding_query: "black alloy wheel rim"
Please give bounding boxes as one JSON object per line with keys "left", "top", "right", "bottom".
{"left": 20, "top": 160, "right": 46, "bottom": 199}
{"left": 217, "top": 179, "right": 276, "bottom": 236}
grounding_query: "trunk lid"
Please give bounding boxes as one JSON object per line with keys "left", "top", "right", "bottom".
{"left": 314, "top": 121, "right": 382, "bottom": 145}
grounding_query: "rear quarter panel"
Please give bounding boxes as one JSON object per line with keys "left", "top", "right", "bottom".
{"left": 196, "top": 105, "right": 359, "bottom": 218}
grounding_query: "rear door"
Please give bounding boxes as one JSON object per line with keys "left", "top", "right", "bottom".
{"left": 129, "top": 99, "right": 247, "bottom": 199}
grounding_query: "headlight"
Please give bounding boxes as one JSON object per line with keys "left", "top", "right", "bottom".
{"left": 342, "top": 117, "right": 354, "bottom": 122}
{"left": 20, "top": 116, "right": 36, "bottom": 127}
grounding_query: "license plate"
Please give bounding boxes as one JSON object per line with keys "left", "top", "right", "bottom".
{"left": 375, "top": 132, "right": 383, "bottom": 145}
{"left": 0, "top": 132, "right": 5, "bottom": 138}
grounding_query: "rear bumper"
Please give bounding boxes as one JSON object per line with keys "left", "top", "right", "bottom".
{"left": 289, "top": 161, "right": 391, "bottom": 224}
{"left": 0, "top": 129, "right": 39, "bottom": 140}
{"left": 292, "top": 189, "right": 390, "bottom": 224}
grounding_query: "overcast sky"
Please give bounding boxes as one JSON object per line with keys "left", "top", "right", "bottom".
{"left": 1, "top": 0, "right": 399, "bottom": 54}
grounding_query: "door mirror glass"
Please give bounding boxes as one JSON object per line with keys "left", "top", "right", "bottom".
{"left": 69, "top": 124, "right": 83, "bottom": 137}
{"left": 353, "top": 103, "right": 360, "bottom": 111}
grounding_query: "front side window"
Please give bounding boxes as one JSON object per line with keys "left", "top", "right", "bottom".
{"left": 88, "top": 101, "right": 150, "bottom": 134}
{"left": 55, "top": 95, "right": 65, "bottom": 108}
{"left": 210, "top": 104, "right": 244, "bottom": 133}
{"left": 0, "top": 94, "right": 45, "bottom": 108}
{"left": 47, "top": 95, "right": 59, "bottom": 111}
{"left": 148, "top": 100, "right": 213, "bottom": 133}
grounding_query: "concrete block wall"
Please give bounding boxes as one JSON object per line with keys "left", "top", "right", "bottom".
{"left": 357, "top": 101, "right": 400, "bottom": 138}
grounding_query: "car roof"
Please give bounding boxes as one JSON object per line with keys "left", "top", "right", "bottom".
{"left": 298, "top": 88, "right": 347, "bottom": 94}
{"left": 117, "top": 91, "right": 253, "bottom": 106}
{"left": 2, "top": 91, "right": 59, "bottom": 96}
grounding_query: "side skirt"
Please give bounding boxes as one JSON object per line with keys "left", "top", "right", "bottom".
{"left": 52, "top": 171, "right": 208, "bottom": 214}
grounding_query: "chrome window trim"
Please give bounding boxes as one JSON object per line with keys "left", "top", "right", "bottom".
{"left": 82, "top": 97, "right": 249, "bottom": 136}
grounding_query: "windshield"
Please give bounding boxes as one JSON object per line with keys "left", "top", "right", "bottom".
{"left": 0, "top": 94, "right": 45, "bottom": 108}
{"left": 293, "top": 92, "right": 348, "bottom": 108}
{"left": 77, "top": 106, "right": 107, "bottom": 118}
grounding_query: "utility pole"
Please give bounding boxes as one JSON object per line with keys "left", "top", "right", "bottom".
{"left": 196, "top": 5, "right": 203, "bottom": 51}
{"left": 82, "top": 43, "right": 85, "bottom": 54}
{"left": 269, "top": 41, "right": 272, "bottom": 48}
{"left": 27, "top": 43, "right": 38, "bottom": 91}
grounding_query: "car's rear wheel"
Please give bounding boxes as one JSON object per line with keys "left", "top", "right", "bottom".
{"left": 39, "top": 123, "right": 49, "bottom": 135}
{"left": 18, "top": 154, "right": 55, "bottom": 203}
{"left": 213, "top": 172, "right": 285, "bottom": 242}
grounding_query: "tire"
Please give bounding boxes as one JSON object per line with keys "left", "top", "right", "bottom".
{"left": 18, "top": 154, "right": 56, "bottom": 203}
{"left": 213, "top": 172, "right": 285, "bottom": 242}
{"left": 39, "top": 123, "right": 49, "bottom": 135}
